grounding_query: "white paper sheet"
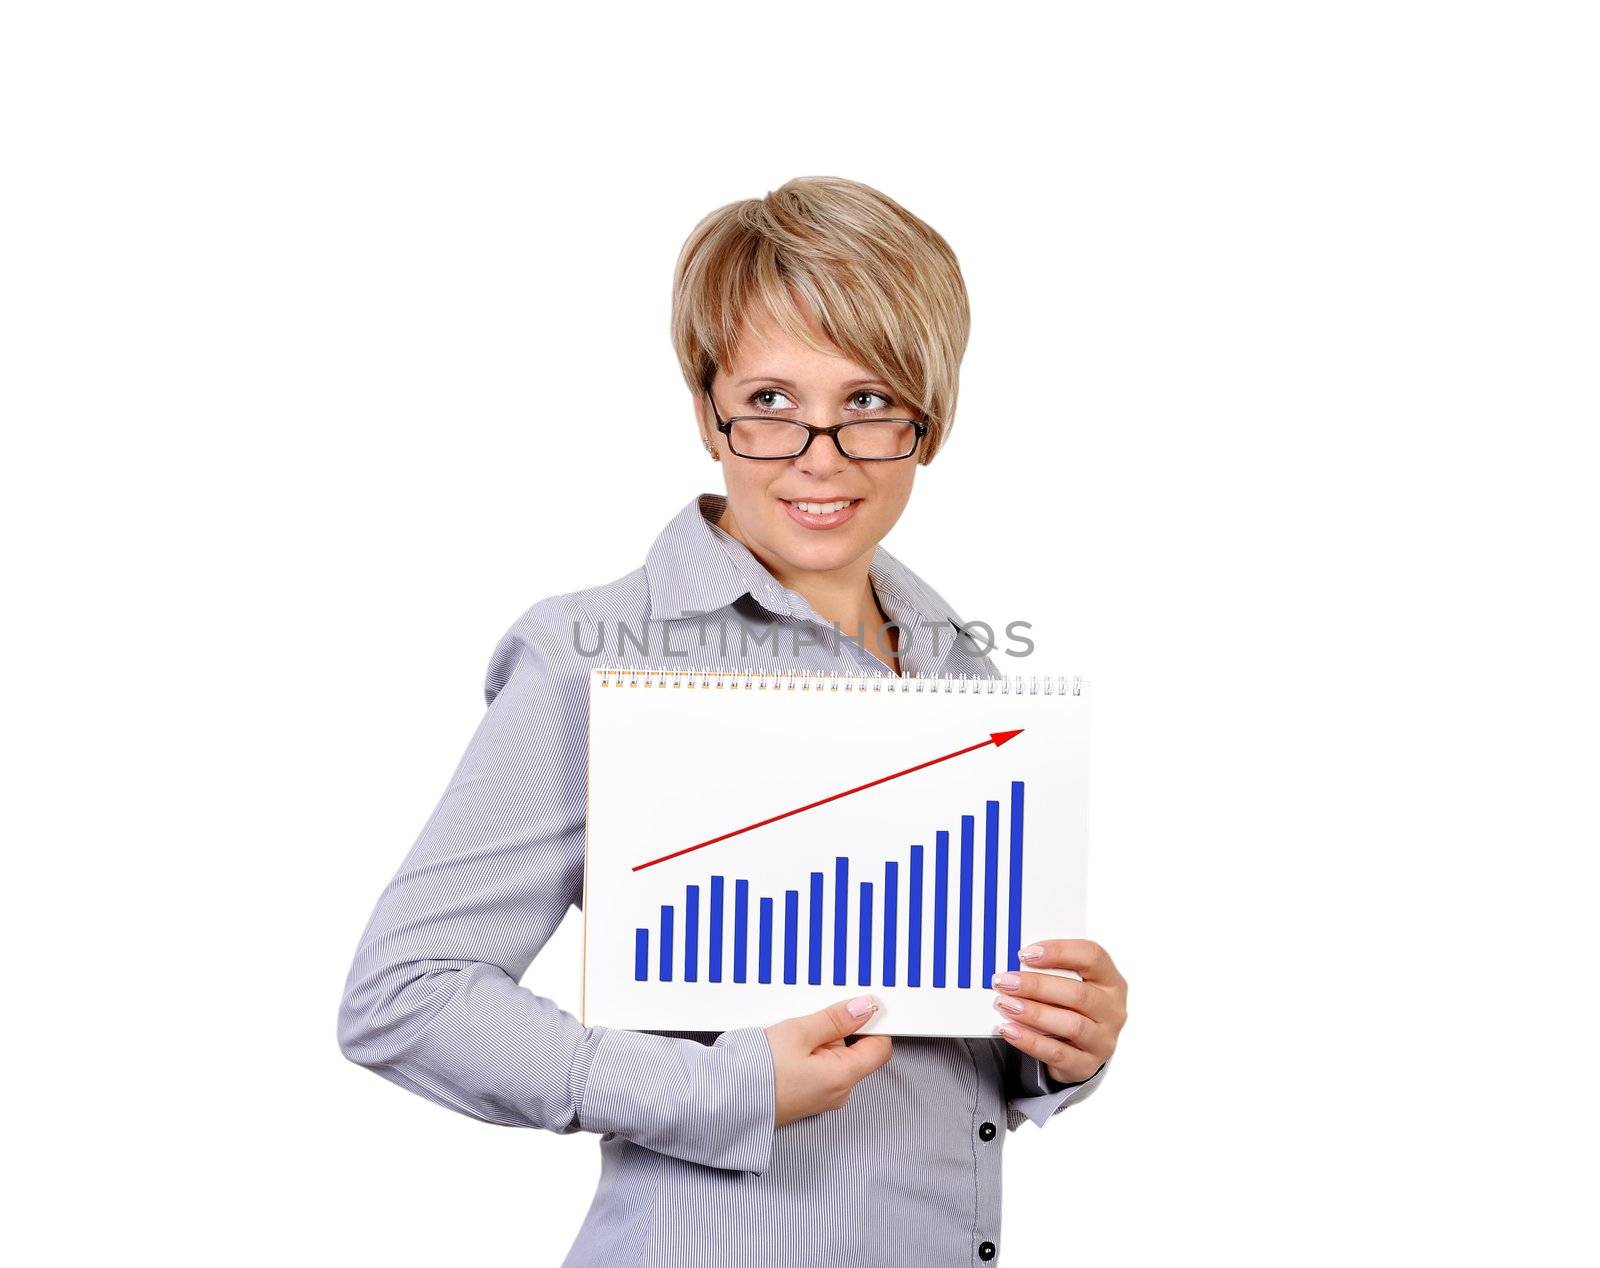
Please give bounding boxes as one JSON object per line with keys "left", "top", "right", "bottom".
{"left": 582, "top": 670, "right": 1089, "bottom": 1037}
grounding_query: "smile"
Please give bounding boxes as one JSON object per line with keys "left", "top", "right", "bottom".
{"left": 779, "top": 497, "right": 863, "bottom": 530}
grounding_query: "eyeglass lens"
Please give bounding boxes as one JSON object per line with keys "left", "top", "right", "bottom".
{"left": 729, "top": 419, "right": 917, "bottom": 459}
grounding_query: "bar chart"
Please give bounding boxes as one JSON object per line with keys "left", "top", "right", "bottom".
{"left": 583, "top": 667, "right": 1088, "bottom": 1036}
{"left": 632, "top": 779, "right": 1029, "bottom": 992}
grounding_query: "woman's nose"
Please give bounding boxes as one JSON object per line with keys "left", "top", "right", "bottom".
{"left": 794, "top": 427, "right": 853, "bottom": 476}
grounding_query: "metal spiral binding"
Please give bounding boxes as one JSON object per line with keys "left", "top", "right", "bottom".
{"left": 592, "top": 666, "right": 1083, "bottom": 695}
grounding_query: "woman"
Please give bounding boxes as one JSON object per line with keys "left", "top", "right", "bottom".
{"left": 338, "top": 176, "right": 1129, "bottom": 1267}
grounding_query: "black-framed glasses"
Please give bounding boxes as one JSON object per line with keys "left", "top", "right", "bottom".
{"left": 706, "top": 389, "right": 928, "bottom": 461}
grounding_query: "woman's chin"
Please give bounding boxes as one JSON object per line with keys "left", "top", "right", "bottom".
{"left": 767, "top": 529, "right": 869, "bottom": 575}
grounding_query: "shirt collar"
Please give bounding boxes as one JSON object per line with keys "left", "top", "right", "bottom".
{"left": 643, "top": 492, "right": 967, "bottom": 638}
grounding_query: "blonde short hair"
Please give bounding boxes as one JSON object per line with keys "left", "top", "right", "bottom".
{"left": 670, "top": 176, "right": 970, "bottom": 464}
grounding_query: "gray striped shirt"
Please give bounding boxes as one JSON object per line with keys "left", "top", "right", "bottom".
{"left": 337, "top": 491, "right": 1110, "bottom": 1267}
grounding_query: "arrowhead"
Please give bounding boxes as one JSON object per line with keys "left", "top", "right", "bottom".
{"left": 990, "top": 728, "right": 1024, "bottom": 747}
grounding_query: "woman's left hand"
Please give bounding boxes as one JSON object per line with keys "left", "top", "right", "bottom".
{"left": 992, "top": 939, "right": 1128, "bottom": 1085}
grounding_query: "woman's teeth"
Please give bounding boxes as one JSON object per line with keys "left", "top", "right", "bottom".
{"left": 791, "top": 499, "right": 856, "bottom": 514}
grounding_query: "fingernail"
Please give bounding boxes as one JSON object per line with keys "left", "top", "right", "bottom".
{"left": 847, "top": 995, "right": 878, "bottom": 1018}
{"left": 1019, "top": 944, "right": 1044, "bottom": 962}
{"left": 992, "top": 971, "right": 1021, "bottom": 989}
{"left": 998, "top": 1021, "right": 1021, "bottom": 1039}
{"left": 994, "top": 995, "right": 1024, "bottom": 1014}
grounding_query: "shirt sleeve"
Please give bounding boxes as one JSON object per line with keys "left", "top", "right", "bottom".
{"left": 336, "top": 617, "right": 777, "bottom": 1175}
{"left": 996, "top": 1041, "right": 1111, "bottom": 1130}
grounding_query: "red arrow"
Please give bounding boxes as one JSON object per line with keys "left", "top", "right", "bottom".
{"left": 631, "top": 729, "right": 1025, "bottom": 872}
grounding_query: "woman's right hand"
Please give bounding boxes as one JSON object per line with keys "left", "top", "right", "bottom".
{"left": 765, "top": 995, "right": 893, "bottom": 1128}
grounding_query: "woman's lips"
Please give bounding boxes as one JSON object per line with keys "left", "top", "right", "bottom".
{"left": 780, "top": 498, "right": 862, "bottom": 530}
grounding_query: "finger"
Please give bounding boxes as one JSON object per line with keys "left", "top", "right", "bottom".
{"left": 992, "top": 994, "right": 1109, "bottom": 1058}
{"left": 1017, "top": 938, "right": 1122, "bottom": 984}
{"left": 837, "top": 1033, "right": 893, "bottom": 1081}
{"left": 995, "top": 1017, "right": 1104, "bottom": 1082}
{"left": 796, "top": 995, "right": 880, "bottom": 1048}
{"left": 993, "top": 971, "right": 1116, "bottom": 1023}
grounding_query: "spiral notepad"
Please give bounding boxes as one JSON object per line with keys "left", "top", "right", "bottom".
{"left": 581, "top": 668, "right": 1090, "bottom": 1037}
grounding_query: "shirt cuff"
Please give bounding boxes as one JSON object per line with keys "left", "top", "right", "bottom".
{"left": 573, "top": 1024, "right": 776, "bottom": 1174}
{"left": 1006, "top": 1055, "right": 1111, "bottom": 1130}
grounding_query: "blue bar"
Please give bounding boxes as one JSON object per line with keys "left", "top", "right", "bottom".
{"left": 933, "top": 831, "right": 949, "bottom": 987}
{"left": 660, "top": 904, "right": 674, "bottom": 982}
{"left": 908, "top": 845, "right": 924, "bottom": 987}
{"left": 958, "top": 814, "right": 974, "bottom": 988}
{"left": 884, "top": 861, "right": 898, "bottom": 987}
{"left": 710, "top": 875, "right": 725, "bottom": 983}
{"left": 634, "top": 928, "right": 648, "bottom": 981}
{"left": 808, "top": 872, "right": 824, "bottom": 985}
{"left": 758, "top": 897, "right": 774, "bottom": 984}
{"left": 983, "top": 799, "right": 999, "bottom": 988}
{"left": 734, "top": 879, "right": 749, "bottom": 983}
{"left": 685, "top": 884, "right": 700, "bottom": 983}
{"left": 858, "top": 881, "right": 874, "bottom": 986}
{"left": 783, "top": 889, "right": 799, "bottom": 984}
{"left": 1007, "top": 782, "right": 1025, "bottom": 973}
{"left": 833, "top": 856, "right": 849, "bottom": 986}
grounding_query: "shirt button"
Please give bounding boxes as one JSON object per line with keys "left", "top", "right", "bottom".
{"left": 978, "top": 1241, "right": 997, "bottom": 1261}
{"left": 978, "top": 1121, "right": 996, "bottom": 1141}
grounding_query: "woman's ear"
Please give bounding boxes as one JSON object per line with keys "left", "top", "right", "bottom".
{"left": 693, "top": 388, "right": 720, "bottom": 460}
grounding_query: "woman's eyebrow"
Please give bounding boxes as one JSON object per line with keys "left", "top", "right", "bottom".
{"left": 733, "top": 375, "right": 890, "bottom": 390}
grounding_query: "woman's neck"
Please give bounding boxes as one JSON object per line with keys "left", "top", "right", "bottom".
{"left": 716, "top": 505, "right": 900, "bottom": 672}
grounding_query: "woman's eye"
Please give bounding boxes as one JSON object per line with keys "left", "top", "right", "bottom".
{"left": 747, "top": 387, "right": 892, "bottom": 412}
{"left": 750, "top": 388, "right": 795, "bottom": 412}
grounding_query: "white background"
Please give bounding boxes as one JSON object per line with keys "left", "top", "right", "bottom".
{"left": 4, "top": 3, "right": 1595, "bottom": 1265}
